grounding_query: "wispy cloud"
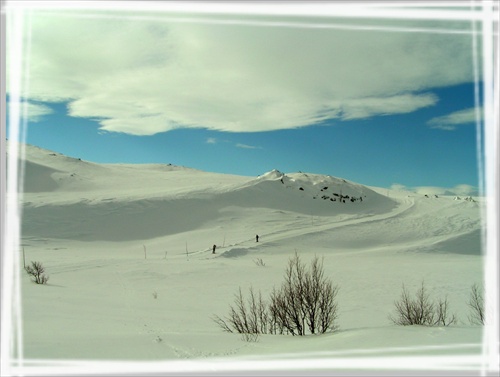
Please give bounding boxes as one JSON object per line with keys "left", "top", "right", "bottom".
{"left": 391, "top": 183, "right": 479, "bottom": 196}
{"left": 8, "top": 100, "right": 53, "bottom": 122}
{"left": 207, "top": 138, "right": 261, "bottom": 150}
{"left": 13, "top": 10, "right": 474, "bottom": 135}
{"left": 427, "top": 107, "right": 479, "bottom": 130}
{"left": 235, "top": 143, "right": 262, "bottom": 149}
{"left": 339, "top": 93, "right": 438, "bottom": 120}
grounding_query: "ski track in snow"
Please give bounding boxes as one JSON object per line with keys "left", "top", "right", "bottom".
{"left": 206, "top": 197, "right": 415, "bottom": 259}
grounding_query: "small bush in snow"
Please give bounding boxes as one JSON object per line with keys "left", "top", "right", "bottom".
{"left": 213, "top": 286, "right": 269, "bottom": 335}
{"left": 389, "top": 281, "right": 456, "bottom": 326}
{"left": 268, "top": 253, "right": 339, "bottom": 335}
{"left": 434, "top": 296, "right": 457, "bottom": 326}
{"left": 241, "top": 332, "right": 259, "bottom": 343}
{"left": 253, "top": 258, "right": 266, "bottom": 267}
{"left": 467, "top": 283, "right": 484, "bottom": 325}
{"left": 214, "top": 252, "right": 340, "bottom": 336}
{"left": 25, "top": 261, "right": 49, "bottom": 285}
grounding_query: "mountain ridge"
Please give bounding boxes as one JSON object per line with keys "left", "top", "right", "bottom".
{"left": 13, "top": 143, "right": 400, "bottom": 242}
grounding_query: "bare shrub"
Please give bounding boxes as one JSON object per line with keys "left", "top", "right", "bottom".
{"left": 25, "top": 261, "right": 49, "bottom": 284}
{"left": 467, "top": 283, "right": 484, "bottom": 325}
{"left": 390, "top": 281, "right": 456, "bottom": 326}
{"left": 212, "top": 286, "right": 268, "bottom": 335}
{"left": 269, "top": 252, "right": 339, "bottom": 335}
{"left": 253, "top": 258, "right": 266, "bottom": 267}
{"left": 306, "top": 255, "right": 340, "bottom": 334}
{"left": 241, "top": 332, "right": 259, "bottom": 342}
{"left": 214, "top": 252, "right": 339, "bottom": 336}
{"left": 435, "top": 296, "right": 457, "bottom": 326}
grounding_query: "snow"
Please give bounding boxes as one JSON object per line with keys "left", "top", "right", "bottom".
{"left": 6, "top": 143, "right": 491, "bottom": 375}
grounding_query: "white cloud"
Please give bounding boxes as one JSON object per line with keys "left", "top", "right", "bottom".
{"left": 339, "top": 93, "right": 438, "bottom": 120}
{"left": 11, "top": 11, "right": 474, "bottom": 135}
{"left": 448, "top": 184, "right": 480, "bottom": 196}
{"left": 235, "top": 143, "right": 261, "bottom": 149}
{"left": 413, "top": 186, "right": 453, "bottom": 196}
{"left": 427, "top": 107, "right": 479, "bottom": 130}
{"left": 206, "top": 138, "right": 260, "bottom": 149}
{"left": 392, "top": 183, "right": 479, "bottom": 196}
{"left": 390, "top": 183, "right": 407, "bottom": 191}
{"left": 8, "top": 100, "right": 53, "bottom": 122}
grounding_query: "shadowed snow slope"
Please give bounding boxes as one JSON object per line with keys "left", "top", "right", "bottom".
{"left": 15, "top": 144, "right": 397, "bottom": 242}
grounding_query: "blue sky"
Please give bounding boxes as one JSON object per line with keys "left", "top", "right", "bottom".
{"left": 6, "top": 4, "right": 486, "bottom": 195}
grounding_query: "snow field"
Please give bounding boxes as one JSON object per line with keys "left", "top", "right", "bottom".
{"left": 12, "top": 144, "right": 486, "bottom": 373}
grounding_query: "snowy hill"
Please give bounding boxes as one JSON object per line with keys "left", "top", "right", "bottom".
{"left": 15, "top": 143, "right": 397, "bottom": 242}
{"left": 7, "top": 143, "right": 487, "bottom": 374}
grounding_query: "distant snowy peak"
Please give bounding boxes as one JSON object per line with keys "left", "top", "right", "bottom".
{"left": 256, "top": 170, "right": 370, "bottom": 199}
{"left": 258, "top": 169, "right": 285, "bottom": 180}
{"left": 236, "top": 168, "right": 394, "bottom": 216}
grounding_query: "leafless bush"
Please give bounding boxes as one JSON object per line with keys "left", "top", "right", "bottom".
{"left": 268, "top": 253, "right": 339, "bottom": 335}
{"left": 467, "top": 283, "right": 484, "bottom": 325}
{"left": 240, "top": 332, "right": 259, "bottom": 342}
{"left": 389, "top": 281, "right": 456, "bottom": 326}
{"left": 390, "top": 282, "right": 435, "bottom": 326}
{"left": 435, "top": 296, "right": 457, "bottom": 326}
{"left": 212, "top": 286, "right": 268, "bottom": 335}
{"left": 306, "top": 255, "right": 340, "bottom": 334}
{"left": 214, "top": 252, "right": 340, "bottom": 337}
{"left": 25, "top": 261, "right": 49, "bottom": 285}
{"left": 253, "top": 258, "right": 266, "bottom": 267}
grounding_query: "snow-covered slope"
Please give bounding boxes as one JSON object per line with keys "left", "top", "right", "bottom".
{"left": 16, "top": 144, "right": 398, "bottom": 242}
{"left": 7, "top": 143, "right": 487, "bottom": 374}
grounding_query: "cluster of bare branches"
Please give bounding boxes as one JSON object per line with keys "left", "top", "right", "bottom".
{"left": 25, "top": 261, "right": 49, "bottom": 285}
{"left": 213, "top": 287, "right": 269, "bottom": 336}
{"left": 467, "top": 283, "right": 484, "bottom": 325}
{"left": 213, "top": 253, "right": 339, "bottom": 338}
{"left": 253, "top": 258, "right": 266, "bottom": 267}
{"left": 389, "top": 281, "right": 456, "bottom": 326}
{"left": 268, "top": 253, "right": 339, "bottom": 335}
{"left": 216, "top": 256, "right": 484, "bottom": 340}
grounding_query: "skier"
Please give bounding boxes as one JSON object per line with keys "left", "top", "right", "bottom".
{"left": 256, "top": 234, "right": 259, "bottom": 243}
{"left": 212, "top": 244, "right": 216, "bottom": 254}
